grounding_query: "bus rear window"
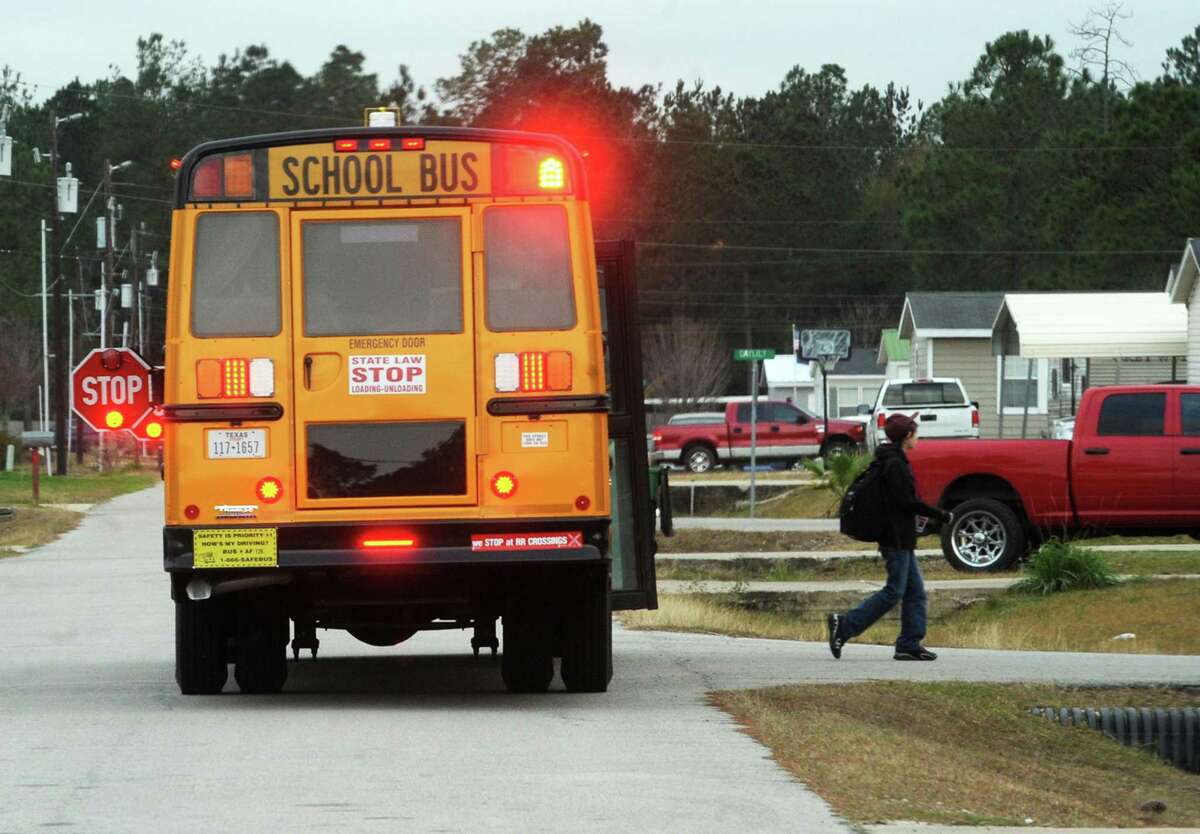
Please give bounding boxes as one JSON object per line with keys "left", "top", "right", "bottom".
{"left": 191, "top": 212, "right": 281, "bottom": 337}
{"left": 302, "top": 219, "right": 463, "bottom": 336}
{"left": 485, "top": 205, "right": 575, "bottom": 331}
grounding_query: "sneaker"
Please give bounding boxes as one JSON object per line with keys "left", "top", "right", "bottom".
{"left": 827, "top": 613, "right": 844, "bottom": 659}
{"left": 894, "top": 646, "right": 938, "bottom": 661}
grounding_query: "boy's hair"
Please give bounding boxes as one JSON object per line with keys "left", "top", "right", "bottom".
{"left": 883, "top": 413, "right": 917, "bottom": 444}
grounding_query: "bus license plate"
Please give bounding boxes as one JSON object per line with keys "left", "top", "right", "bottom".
{"left": 207, "top": 429, "right": 267, "bottom": 459}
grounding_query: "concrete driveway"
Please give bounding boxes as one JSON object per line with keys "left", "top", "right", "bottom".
{"left": 2, "top": 486, "right": 1195, "bottom": 833}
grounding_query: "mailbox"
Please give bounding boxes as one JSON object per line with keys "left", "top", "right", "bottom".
{"left": 20, "top": 431, "right": 55, "bottom": 449}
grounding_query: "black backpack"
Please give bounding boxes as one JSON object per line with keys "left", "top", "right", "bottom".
{"left": 838, "top": 460, "right": 887, "bottom": 542}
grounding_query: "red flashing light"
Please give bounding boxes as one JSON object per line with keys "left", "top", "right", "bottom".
{"left": 191, "top": 156, "right": 222, "bottom": 198}
{"left": 169, "top": 158, "right": 183, "bottom": 171}
{"left": 538, "top": 157, "right": 565, "bottom": 190}
{"left": 334, "top": 138, "right": 358, "bottom": 152}
{"left": 401, "top": 137, "right": 425, "bottom": 151}
{"left": 490, "top": 471, "right": 518, "bottom": 499}
{"left": 144, "top": 421, "right": 163, "bottom": 440}
{"left": 367, "top": 138, "right": 392, "bottom": 151}
{"left": 105, "top": 410, "right": 124, "bottom": 429}
{"left": 256, "top": 476, "right": 284, "bottom": 504}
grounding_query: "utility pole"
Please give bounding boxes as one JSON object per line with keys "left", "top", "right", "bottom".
{"left": 74, "top": 257, "right": 85, "bottom": 464}
{"left": 49, "top": 111, "right": 82, "bottom": 474}
{"left": 103, "top": 160, "right": 116, "bottom": 350}
{"left": 130, "top": 222, "right": 142, "bottom": 354}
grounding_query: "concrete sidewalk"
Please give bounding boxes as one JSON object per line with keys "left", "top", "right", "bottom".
{"left": 867, "top": 826, "right": 1200, "bottom": 834}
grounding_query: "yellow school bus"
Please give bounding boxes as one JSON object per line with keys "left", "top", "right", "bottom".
{"left": 162, "top": 125, "right": 658, "bottom": 695}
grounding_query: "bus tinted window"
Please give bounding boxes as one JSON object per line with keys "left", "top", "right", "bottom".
{"left": 192, "top": 212, "right": 281, "bottom": 337}
{"left": 302, "top": 219, "right": 462, "bottom": 336}
{"left": 485, "top": 206, "right": 575, "bottom": 331}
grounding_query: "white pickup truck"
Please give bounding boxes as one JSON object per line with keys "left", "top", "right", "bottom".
{"left": 867, "top": 378, "right": 980, "bottom": 445}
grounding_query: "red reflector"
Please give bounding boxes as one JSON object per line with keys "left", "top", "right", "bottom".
{"left": 256, "top": 477, "right": 284, "bottom": 504}
{"left": 334, "top": 139, "right": 358, "bottom": 152}
{"left": 367, "top": 138, "right": 392, "bottom": 151}
{"left": 184, "top": 504, "right": 200, "bottom": 520}
{"left": 490, "top": 471, "right": 518, "bottom": 499}
{"left": 574, "top": 495, "right": 591, "bottom": 511}
{"left": 401, "top": 137, "right": 425, "bottom": 150}
{"left": 361, "top": 538, "right": 415, "bottom": 549}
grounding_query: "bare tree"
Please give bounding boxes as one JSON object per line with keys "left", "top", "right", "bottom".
{"left": 0, "top": 312, "right": 42, "bottom": 436}
{"left": 643, "top": 315, "right": 731, "bottom": 415}
{"left": 836, "top": 296, "right": 899, "bottom": 350}
{"left": 1069, "top": 2, "right": 1138, "bottom": 132}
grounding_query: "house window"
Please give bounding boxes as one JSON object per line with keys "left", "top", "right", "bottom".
{"left": 996, "top": 357, "right": 1048, "bottom": 415}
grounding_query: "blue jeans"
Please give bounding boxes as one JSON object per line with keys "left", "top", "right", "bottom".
{"left": 840, "top": 547, "right": 927, "bottom": 651}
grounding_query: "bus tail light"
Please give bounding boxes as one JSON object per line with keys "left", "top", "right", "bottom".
{"left": 196, "top": 358, "right": 275, "bottom": 399}
{"left": 494, "top": 352, "right": 572, "bottom": 393}
{"left": 490, "top": 471, "right": 518, "bottom": 499}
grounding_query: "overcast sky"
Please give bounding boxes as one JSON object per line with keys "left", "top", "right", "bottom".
{"left": 7, "top": 0, "right": 1196, "bottom": 110}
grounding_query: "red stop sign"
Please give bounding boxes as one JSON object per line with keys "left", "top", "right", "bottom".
{"left": 72, "top": 348, "right": 153, "bottom": 433}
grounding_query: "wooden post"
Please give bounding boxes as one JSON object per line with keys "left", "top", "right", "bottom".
{"left": 31, "top": 448, "right": 40, "bottom": 506}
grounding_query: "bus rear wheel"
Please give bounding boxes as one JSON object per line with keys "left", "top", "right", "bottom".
{"left": 560, "top": 576, "right": 612, "bottom": 693}
{"left": 175, "top": 598, "right": 229, "bottom": 695}
{"left": 233, "top": 598, "right": 289, "bottom": 694}
{"left": 501, "top": 614, "right": 554, "bottom": 693}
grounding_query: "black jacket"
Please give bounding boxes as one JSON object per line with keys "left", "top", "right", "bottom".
{"left": 875, "top": 443, "right": 947, "bottom": 550}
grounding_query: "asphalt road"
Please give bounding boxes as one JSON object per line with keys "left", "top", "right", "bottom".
{"left": 3, "top": 487, "right": 1196, "bottom": 833}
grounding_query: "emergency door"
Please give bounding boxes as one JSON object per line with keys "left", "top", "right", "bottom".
{"left": 290, "top": 207, "right": 478, "bottom": 509}
{"left": 596, "top": 240, "right": 658, "bottom": 611}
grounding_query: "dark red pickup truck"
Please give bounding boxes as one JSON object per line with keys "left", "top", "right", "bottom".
{"left": 651, "top": 401, "right": 866, "bottom": 473}
{"left": 909, "top": 385, "right": 1200, "bottom": 571}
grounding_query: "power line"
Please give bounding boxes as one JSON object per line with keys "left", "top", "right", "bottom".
{"left": 1, "top": 177, "right": 173, "bottom": 206}
{"left": 638, "top": 241, "right": 1179, "bottom": 256}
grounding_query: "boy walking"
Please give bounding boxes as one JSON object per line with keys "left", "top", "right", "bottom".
{"left": 827, "top": 414, "right": 951, "bottom": 661}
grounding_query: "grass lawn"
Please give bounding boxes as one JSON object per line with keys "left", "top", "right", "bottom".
{"left": 657, "top": 529, "right": 942, "bottom": 553}
{"left": 624, "top": 579, "right": 1200, "bottom": 654}
{"left": 672, "top": 470, "right": 810, "bottom": 482}
{"left": 0, "top": 507, "right": 84, "bottom": 556}
{"left": 656, "top": 549, "right": 1200, "bottom": 583}
{"left": 0, "top": 467, "right": 158, "bottom": 506}
{"left": 713, "top": 681, "right": 1200, "bottom": 828}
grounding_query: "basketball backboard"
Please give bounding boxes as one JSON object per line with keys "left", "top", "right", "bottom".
{"left": 798, "top": 329, "right": 852, "bottom": 361}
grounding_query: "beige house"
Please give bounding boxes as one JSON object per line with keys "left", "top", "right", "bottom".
{"left": 1166, "top": 238, "right": 1200, "bottom": 380}
{"left": 898, "top": 293, "right": 1009, "bottom": 437}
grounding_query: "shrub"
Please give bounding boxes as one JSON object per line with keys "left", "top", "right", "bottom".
{"left": 802, "top": 452, "right": 870, "bottom": 504}
{"left": 1014, "top": 540, "right": 1119, "bottom": 595}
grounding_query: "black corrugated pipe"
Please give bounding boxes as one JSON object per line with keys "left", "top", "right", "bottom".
{"left": 1031, "top": 706, "right": 1199, "bottom": 773}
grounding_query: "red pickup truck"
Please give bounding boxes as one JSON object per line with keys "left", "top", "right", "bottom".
{"left": 652, "top": 401, "right": 866, "bottom": 473}
{"left": 909, "top": 385, "right": 1200, "bottom": 571}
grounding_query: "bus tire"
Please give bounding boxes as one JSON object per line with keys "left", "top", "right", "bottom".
{"left": 560, "top": 578, "right": 613, "bottom": 693}
{"left": 233, "top": 601, "right": 289, "bottom": 695}
{"left": 501, "top": 616, "right": 554, "bottom": 693}
{"left": 175, "top": 598, "right": 228, "bottom": 695}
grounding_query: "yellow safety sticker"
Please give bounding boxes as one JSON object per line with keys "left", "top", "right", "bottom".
{"left": 193, "top": 528, "right": 278, "bottom": 569}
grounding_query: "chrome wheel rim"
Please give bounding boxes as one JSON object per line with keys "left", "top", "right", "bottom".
{"left": 687, "top": 450, "right": 712, "bottom": 473}
{"left": 952, "top": 511, "right": 1006, "bottom": 568}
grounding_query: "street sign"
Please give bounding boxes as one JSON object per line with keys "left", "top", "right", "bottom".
{"left": 72, "top": 348, "right": 153, "bottom": 433}
{"left": 734, "top": 348, "right": 776, "bottom": 361}
{"left": 799, "top": 329, "right": 852, "bottom": 361}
